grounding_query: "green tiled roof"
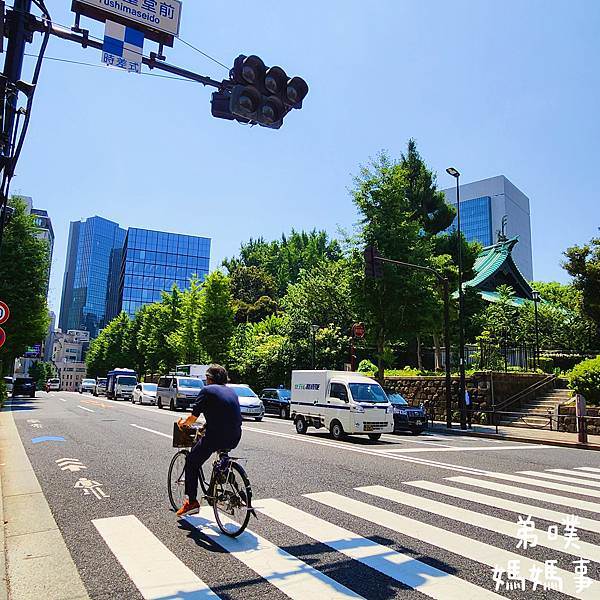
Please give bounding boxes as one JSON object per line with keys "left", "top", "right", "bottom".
{"left": 463, "top": 237, "right": 533, "bottom": 301}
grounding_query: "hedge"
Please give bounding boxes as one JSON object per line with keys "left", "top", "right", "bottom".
{"left": 568, "top": 356, "right": 600, "bottom": 406}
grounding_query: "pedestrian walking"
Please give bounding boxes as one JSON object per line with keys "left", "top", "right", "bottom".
{"left": 465, "top": 389, "right": 472, "bottom": 429}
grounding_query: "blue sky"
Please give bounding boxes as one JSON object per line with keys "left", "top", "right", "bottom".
{"left": 13, "top": 1, "right": 600, "bottom": 314}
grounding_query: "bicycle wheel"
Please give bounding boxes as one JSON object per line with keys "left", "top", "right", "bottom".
{"left": 212, "top": 461, "right": 252, "bottom": 537}
{"left": 167, "top": 450, "right": 188, "bottom": 511}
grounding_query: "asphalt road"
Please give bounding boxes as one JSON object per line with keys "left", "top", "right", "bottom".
{"left": 9, "top": 390, "right": 600, "bottom": 600}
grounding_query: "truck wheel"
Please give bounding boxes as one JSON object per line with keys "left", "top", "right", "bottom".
{"left": 330, "top": 421, "right": 345, "bottom": 441}
{"left": 368, "top": 433, "right": 381, "bottom": 441}
{"left": 295, "top": 416, "right": 307, "bottom": 434}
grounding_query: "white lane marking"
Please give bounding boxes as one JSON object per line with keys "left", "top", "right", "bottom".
{"left": 307, "top": 492, "right": 596, "bottom": 600}
{"left": 257, "top": 498, "right": 503, "bottom": 600}
{"left": 241, "top": 426, "right": 489, "bottom": 475}
{"left": 378, "top": 436, "right": 454, "bottom": 447}
{"left": 186, "top": 508, "right": 363, "bottom": 600}
{"left": 130, "top": 424, "right": 171, "bottom": 439}
{"left": 482, "top": 472, "right": 600, "bottom": 499}
{"left": 449, "top": 476, "right": 600, "bottom": 515}
{"left": 576, "top": 467, "right": 600, "bottom": 473}
{"left": 93, "top": 515, "right": 218, "bottom": 599}
{"left": 550, "top": 468, "right": 600, "bottom": 481}
{"left": 60, "top": 398, "right": 67, "bottom": 402}
{"left": 405, "top": 479, "right": 600, "bottom": 535}
{"left": 374, "top": 445, "right": 537, "bottom": 454}
{"left": 517, "top": 470, "right": 600, "bottom": 489}
{"left": 78, "top": 405, "right": 94, "bottom": 413}
{"left": 358, "top": 485, "right": 600, "bottom": 563}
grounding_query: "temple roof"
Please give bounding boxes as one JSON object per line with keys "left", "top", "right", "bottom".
{"left": 464, "top": 237, "right": 533, "bottom": 302}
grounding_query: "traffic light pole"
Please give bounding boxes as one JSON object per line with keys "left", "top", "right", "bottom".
{"left": 375, "top": 255, "right": 453, "bottom": 429}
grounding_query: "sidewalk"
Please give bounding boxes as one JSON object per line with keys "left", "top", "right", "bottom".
{"left": 429, "top": 420, "right": 600, "bottom": 450}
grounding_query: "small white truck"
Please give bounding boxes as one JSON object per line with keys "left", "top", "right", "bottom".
{"left": 290, "top": 370, "right": 394, "bottom": 441}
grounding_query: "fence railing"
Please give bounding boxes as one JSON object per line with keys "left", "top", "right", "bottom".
{"left": 494, "top": 374, "right": 557, "bottom": 413}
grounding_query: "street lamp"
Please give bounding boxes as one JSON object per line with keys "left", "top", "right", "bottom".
{"left": 446, "top": 166, "right": 467, "bottom": 430}
{"left": 311, "top": 324, "right": 320, "bottom": 369}
{"left": 531, "top": 290, "right": 541, "bottom": 370}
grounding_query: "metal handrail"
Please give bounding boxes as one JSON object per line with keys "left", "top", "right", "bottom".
{"left": 494, "top": 374, "right": 556, "bottom": 413}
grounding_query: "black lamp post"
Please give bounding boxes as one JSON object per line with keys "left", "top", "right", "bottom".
{"left": 446, "top": 167, "right": 467, "bottom": 430}
{"left": 532, "top": 290, "right": 541, "bottom": 370}
{"left": 311, "top": 324, "right": 319, "bottom": 369}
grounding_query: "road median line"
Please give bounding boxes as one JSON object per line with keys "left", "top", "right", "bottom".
{"left": 0, "top": 406, "right": 90, "bottom": 599}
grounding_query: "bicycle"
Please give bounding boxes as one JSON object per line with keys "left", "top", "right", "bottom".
{"left": 167, "top": 422, "right": 255, "bottom": 537}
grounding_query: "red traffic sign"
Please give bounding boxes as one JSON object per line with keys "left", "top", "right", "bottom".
{"left": 0, "top": 327, "right": 5, "bottom": 349}
{"left": 0, "top": 301, "right": 8, "bottom": 325}
{"left": 353, "top": 323, "right": 366, "bottom": 339}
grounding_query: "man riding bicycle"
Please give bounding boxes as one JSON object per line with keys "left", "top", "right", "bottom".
{"left": 176, "top": 364, "right": 242, "bottom": 517}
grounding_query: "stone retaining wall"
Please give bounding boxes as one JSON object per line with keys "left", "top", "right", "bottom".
{"left": 557, "top": 406, "right": 600, "bottom": 435}
{"left": 384, "top": 372, "right": 548, "bottom": 425}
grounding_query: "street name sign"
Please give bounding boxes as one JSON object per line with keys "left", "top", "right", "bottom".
{"left": 72, "top": 0, "right": 182, "bottom": 46}
{"left": 102, "top": 20, "right": 144, "bottom": 73}
{"left": 0, "top": 301, "right": 9, "bottom": 325}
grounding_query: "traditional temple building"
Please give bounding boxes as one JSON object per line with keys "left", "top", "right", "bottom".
{"left": 463, "top": 237, "right": 533, "bottom": 305}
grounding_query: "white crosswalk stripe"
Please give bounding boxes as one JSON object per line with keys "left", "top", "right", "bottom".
{"left": 404, "top": 479, "right": 600, "bottom": 535}
{"left": 256, "top": 498, "right": 503, "bottom": 599}
{"left": 306, "top": 491, "right": 597, "bottom": 599}
{"left": 93, "top": 515, "right": 219, "bottom": 599}
{"left": 576, "top": 467, "right": 600, "bottom": 474}
{"left": 186, "top": 508, "right": 364, "bottom": 599}
{"left": 517, "top": 470, "right": 600, "bottom": 489}
{"left": 358, "top": 485, "right": 600, "bottom": 563}
{"left": 550, "top": 468, "right": 600, "bottom": 481}
{"left": 91, "top": 465, "right": 600, "bottom": 600}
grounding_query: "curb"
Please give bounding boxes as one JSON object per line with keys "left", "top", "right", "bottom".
{"left": 429, "top": 423, "right": 600, "bottom": 451}
{"left": 0, "top": 442, "right": 6, "bottom": 600}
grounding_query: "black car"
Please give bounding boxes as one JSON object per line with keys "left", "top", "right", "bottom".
{"left": 259, "top": 387, "right": 292, "bottom": 419}
{"left": 386, "top": 390, "right": 427, "bottom": 435}
{"left": 12, "top": 377, "right": 36, "bottom": 398}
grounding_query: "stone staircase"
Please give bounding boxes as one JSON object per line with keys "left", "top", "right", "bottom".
{"left": 499, "top": 388, "right": 573, "bottom": 428}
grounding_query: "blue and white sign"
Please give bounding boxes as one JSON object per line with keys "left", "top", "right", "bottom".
{"left": 102, "top": 20, "right": 144, "bottom": 73}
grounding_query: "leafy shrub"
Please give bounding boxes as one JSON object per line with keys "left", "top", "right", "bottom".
{"left": 568, "top": 356, "right": 600, "bottom": 406}
{"left": 357, "top": 359, "right": 377, "bottom": 374}
{"left": 537, "top": 356, "right": 554, "bottom": 374}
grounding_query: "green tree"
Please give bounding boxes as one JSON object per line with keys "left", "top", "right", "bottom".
{"left": 85, "top": 312, "right": 133, "bottom": 377}
{"left": 29, "top": 361, "right": 56, "bottom": 388}
{"left": 197, "top": 271, "right": 234, "bottom": 364}
{"left": 168, "top": 277, "right": 203, "bottom": 364}
{"left": 230, "top": 266, "right": 276, "bottom": 304}
{"left": 0, "top": 198, "right": 50, "bottom": 375}
{"left": 563, "top": 237, "right": 600, "bottom": 336}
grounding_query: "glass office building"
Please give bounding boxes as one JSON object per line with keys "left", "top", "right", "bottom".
{"left": 59, "top": 217, "right": 126, "bottom": 338}
{"left": 119, "top": 228, "right": 211, "bottom": 317}
{"left": 445, "top": 196, "right": 493, "bottom": 246}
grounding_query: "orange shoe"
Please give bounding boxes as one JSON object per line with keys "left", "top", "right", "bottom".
{"left": 176, "top": 499, "right": 200, "bottom": 517}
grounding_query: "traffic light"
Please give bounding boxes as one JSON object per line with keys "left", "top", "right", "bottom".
{"left": 227, "top": 55, "right": 309, "bottom": 129}
{"left": 364, "top": 245, "right": 383, "bottom": 278}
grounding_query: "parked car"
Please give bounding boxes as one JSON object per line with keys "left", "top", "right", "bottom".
{"left": 3, "top": 376, "right": 13, "bottom": 395}
{"left": 12, "top": 377, "right": 36, "bottom": 398}
{"left": 259, "top": 387, "right": 291, "bottom": 419}
{"left": 132, "top": 382, "right": 158, "bottom": 405}
{"left": 79, "top": 379, "right": 96, "bottom": 394}
{"left": 93, "top": 378, "right": 107, "bottom": 397}
{"left": 156, "top": 375, "right": 203, "bottom": 411}
{"left": 227, "top": 384, "right": 264, "bottom": 421}
{"left": 385, "top": 389, "right": 427, "bottom": 435}
{"left": 45, "top": 378, "right": 60, "bottom": 392}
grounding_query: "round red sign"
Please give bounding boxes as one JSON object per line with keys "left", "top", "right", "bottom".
{"left": 0, "top": 301, "right": 8, "bottom": 325}
{"left": 353, "top": 323, "right": 365, "bottom": 338}
{"left": 0, "top": 327, "right": 5, "bottom": 349}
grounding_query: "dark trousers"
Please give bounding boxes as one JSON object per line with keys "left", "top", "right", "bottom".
{"left": 184, "top": 433, "right": 241, "bottom": 501}
{"left": 185, "top": 436, "right": 218, "bottom": 501}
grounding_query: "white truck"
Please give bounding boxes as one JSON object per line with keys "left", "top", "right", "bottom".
{"left": 291, "top": 370, "right": 394, "bottom": 441}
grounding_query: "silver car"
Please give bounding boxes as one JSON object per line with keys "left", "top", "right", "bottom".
{"left": 156, "top": 375, "right": 203, "bottom": 411}
{"left": 79, "top": 378, "right": 96, "bottom": 393}
{"left": 227, "top": 384, "right": 264, "bottom": 421}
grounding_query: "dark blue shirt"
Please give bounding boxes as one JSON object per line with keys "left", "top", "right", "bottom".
{"left": 192, "top": 384, "right": 242, "bottom": 444}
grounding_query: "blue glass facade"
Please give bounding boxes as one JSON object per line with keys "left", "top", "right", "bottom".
{"left": 59, "top": 217, "right": 126, "bottom": 338}
{"left": 445, "top": 196, "right": 493, "bottom": 247}
{"left": 119, "top": 228, "right": 211, "bottom": 317}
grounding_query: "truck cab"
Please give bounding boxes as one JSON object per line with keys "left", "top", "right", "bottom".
{"left": 106, "top": 369, "right": 138, "bottom": 400}
{"left": 291, "top": 370, "right": 394, "bottom": 441}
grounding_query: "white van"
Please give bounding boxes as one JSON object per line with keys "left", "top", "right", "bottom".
{"left": 291, "top": 370, "right": 394, "bottom": 441}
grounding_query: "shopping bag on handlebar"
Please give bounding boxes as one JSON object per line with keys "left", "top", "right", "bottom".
{"left": 172, "top": 422, "right": 196, "bottom": 448}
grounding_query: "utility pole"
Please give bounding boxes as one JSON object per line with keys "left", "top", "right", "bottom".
{"left": 0, "top": 0, "right": 33, "bottom": 251}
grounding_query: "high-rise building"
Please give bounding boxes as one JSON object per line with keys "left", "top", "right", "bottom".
{"left": 58, "top": 216, "right": 126, "bottom": 338}
{"left": 442, "top": 175, "right": 533, "bottom": 280}
{"left": 119, "top": 228, "right": 211, "bottom": 317}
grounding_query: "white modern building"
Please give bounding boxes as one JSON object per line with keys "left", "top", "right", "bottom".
{"left": 442, "top": 175, "right": 533, "bottom": 281}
